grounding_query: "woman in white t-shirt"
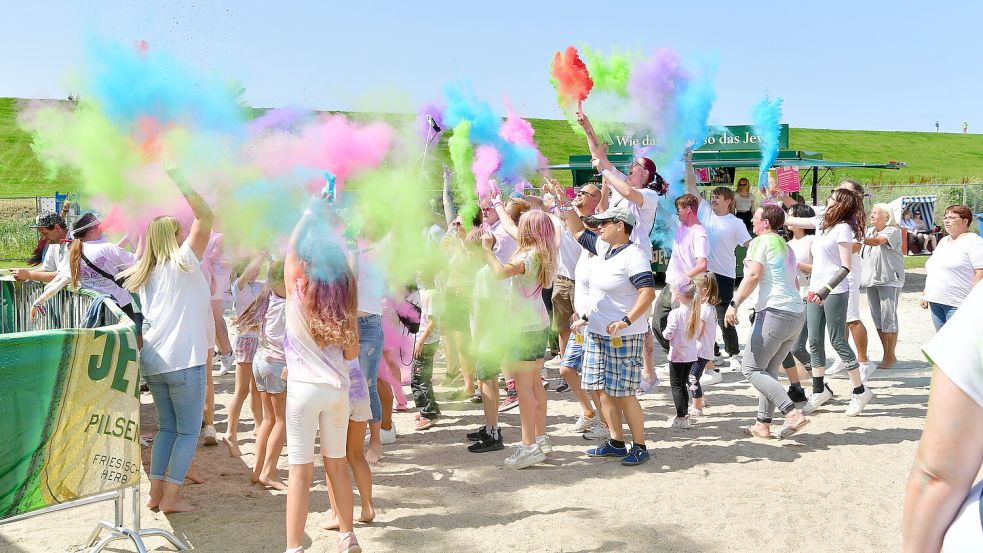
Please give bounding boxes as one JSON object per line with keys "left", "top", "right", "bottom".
{"left": 904, "top": 283, "right": 983, "bottom": 552}
{"left": 116, "top": 168, "right": 213, "bottom": 514}
{"left": 481, "top": 207, "right": 557, "bottom": 470}
{"left": 921, "top": 204, "right": 983, "bottom": 330}
{"left": 734, "top": 178, "right": 755, "bottom": 231}
{"left": 785, "top": 189, "right": 873, "bottom": 417}
{"left": 31, "top": 211, "right": 140, "bottom": 335}
{"left": 283, "top": 200, "right": 361, "bottom": 553}
{"left": 725, "top": 205, "right": 809, "bottom": 439}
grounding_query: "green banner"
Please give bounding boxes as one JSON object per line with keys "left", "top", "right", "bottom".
{"left": 0, "top": 310, "right": 140, "bottom": 520}
{"left": 607, "top": 124, "right": 790, "bottom": 152}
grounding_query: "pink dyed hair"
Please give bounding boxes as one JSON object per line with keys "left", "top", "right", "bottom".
{"left": 513, "top": 210, "right": 558, "bottom": 289}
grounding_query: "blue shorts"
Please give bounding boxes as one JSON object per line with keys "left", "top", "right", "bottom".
{"left": 253, "top": 355, "right": 287, "bottom": 394}
{"left": 560, "top": 335, "right": 584, "bottom": 373}
{"left": 581, "top": 332, "right": 644, "bottom": 397}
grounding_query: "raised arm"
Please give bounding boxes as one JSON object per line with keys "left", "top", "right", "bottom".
{"left": 599, "top": 163, "right": 644, "bottom": 206}
{"left": 442, "top": 164, "right": 456, "bottom": 227}
{"left": 480, "top": 233, "right": 524, "bottom": 280}
{"left": 237, "top": 253, "right": 266, "bottom": 290}
{"left": 576, "top": 110, "right": 615, "bottom": 173}
{"left": 684, "top": 149, "right": 700, "bottom": 198}
{"left": 167, "top": 167, "right": 213, "bottom": 260}
{"left": 784, "top": 216, "right": 817, "bottom": 229}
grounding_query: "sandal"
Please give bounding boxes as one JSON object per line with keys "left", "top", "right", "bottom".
{"left": 777, "top": 418, "right": 810, "bottom": 440}
{"left": 741, "top": 425, "right": 774, "bottom": 439}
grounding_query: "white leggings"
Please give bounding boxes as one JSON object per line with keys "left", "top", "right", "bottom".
{"left": 285, "top": 380, "right": 350, "bottom": 463}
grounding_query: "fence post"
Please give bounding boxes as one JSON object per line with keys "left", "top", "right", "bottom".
{"left": 963, "top": 184, "right": 968, "bottom": 206}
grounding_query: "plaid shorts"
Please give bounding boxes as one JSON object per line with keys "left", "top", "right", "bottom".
{"left": 581, "top": 332, "right": 645, "bottom": 397}
{"left": 234, "top": 336, "right": 259, "bottom": 364}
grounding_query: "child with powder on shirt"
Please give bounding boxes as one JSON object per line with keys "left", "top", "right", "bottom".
{"left": 662, "top": 280, "right": 703, "bottom": 429}
{"left": 689, "top": 273, "right": 719, "bottom": 418}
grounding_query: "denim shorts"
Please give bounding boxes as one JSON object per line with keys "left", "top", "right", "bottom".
{"left": 560, "top": 334, "right": 585, "bottom": 373}
{"left": 253, "top": 355, "right": 287, "bottom": 394}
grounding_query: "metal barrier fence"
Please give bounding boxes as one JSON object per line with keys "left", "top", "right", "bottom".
{"left": 809, "top": 183, "right": 983, "bottom": 222}
{"left": 0, "top": 279, "right": 188, "bottom": 552}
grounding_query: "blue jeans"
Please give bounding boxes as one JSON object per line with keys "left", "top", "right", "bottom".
{"left": 358, "top": 315, "right": 384, "bottom": 423}
{"left": 929, "top": 302, "right": 958, "bottom": 331}
{"left": 144, "top": 365, "right": 206, "bottom": 485}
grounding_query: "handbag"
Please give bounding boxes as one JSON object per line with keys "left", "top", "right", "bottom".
{"left": 858, "top": 243, "right": 877, "bottom": 288}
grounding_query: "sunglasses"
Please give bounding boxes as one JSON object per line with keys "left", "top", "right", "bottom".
{"left": 576, "top": 189, "right": 599, "bottom": 198}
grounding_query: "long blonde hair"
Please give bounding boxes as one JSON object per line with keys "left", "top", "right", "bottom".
{"left": 119, "top": 216, "right": 190, "bottom": 291}
{"left": 677, "top": 280, "right": 703, "bottom": 341}
{"left": 511, "top": 210, "right": 557, "bottom": 290}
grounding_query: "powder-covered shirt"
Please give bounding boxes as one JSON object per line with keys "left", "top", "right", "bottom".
{"left": 230, "top": 279, "right": 264, "bottom": 339}
{"left": 417, "top": 288, "right": 441, "bottom": 345}
{"left": 663, "top": 304, "right": 699, "bottom": 363}
{"left": 809, "top": 220, "right": 858, "bottom": 295}
{"left": 609, "top": 169, "right": 660, "bottom": 259}
{"left": 697, "top": 201, "right": 752, "bottom": 278}
{"left": 260, "top": 293, "right": 287, "bottom": 363}
{"left": 747, "top": 232, "right": 804, "bottom": 313}
{"left": 923, "top": 233, "right": 983, "bottom": 308}
{"left": 284, "top": 291, "right": 349, "bottom": 389}
{"left": 665, "top": 223, "right": 709, "bottom": 287}
{"left": 696, "top": 303, "right": 718, "bottom": 360}
{"left": 510, "top": 250, "right": 551, "bottom": 332}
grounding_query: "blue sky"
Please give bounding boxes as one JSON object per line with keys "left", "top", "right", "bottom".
{"left": 4, "top": 1, "right": 981, "bottom": 132}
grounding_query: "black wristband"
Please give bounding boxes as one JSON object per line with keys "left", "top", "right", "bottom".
{"left": 581, "top": 314, "right": 589, "bottom": 322}
{"left": 621, "top": 315, "right": 632, "bottom": 326}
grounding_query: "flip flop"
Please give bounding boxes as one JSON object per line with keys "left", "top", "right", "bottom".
{"left": 777, "top": 418, "right": 810, "bottom": 440}
{"left": 741, "top": 425, "right": 773, "bottom": 439}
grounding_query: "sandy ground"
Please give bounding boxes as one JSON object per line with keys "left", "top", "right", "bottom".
{"left": 0, "top": 269, "right": 951, "bottom": 553}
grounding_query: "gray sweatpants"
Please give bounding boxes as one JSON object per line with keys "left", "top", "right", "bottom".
{"left": 806, "top": 292, "right": 858, "bottom": 370}
{"left": 867, "top": 285, "right": 901, "bottom": 333}
{"left": 740, "top": 307, "right": 806, "bottom": 423}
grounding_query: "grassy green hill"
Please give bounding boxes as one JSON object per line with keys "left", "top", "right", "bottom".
{"left": 3, "top": 96, "right": 983, "bottom": 197}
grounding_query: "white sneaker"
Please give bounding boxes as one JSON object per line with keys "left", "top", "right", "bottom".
{"left": 845, "top": 388, "right": 874, "bottom": 416}
{"left": 536, "top": 435, "right": 553, "bottom": 455}
{"left": 544, "top": 356, "right": 563, "bottom": 369}
{"left": 217, "top": 352, "right": 234, "bottom": 376}
{"left": 688, "top": 407, "right": 703, "bottom": 418}
{"left": 379, "top": 425, "right": 397, "bottom": 445}
{"left": 825, "top": 359, "right": 846, "bottom": 375}
{"left": 504, "top": 444, "right": 546, "bottom": 469}
{"left": 859, "top": 362, "right": 878, "bottom": 383}
{"left": 668, "top": 416, "right": 691, "bottom": 429}
{"left": 568, "top": 414, "right": 597, "bottom": 433}
{"left": 802, "top": 385, "right": 834, "bottom": 415}
{"left": 582, "top": 424, "right": 610, "bottom": 440}
{"left": 700, "top": 369, "right": 722, "bottom": 386}
{"left": 202, "top": 424, "right": 218, "bottom": 446}
{"left": 728, "top": 358, "right": 742, "bottom": 371}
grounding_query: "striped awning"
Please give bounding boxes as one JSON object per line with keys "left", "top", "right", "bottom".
{"left": 891, "top": 195, "right": 937, "bottom": 229}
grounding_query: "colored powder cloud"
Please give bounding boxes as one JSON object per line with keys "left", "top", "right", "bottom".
{"left": 472, "top": 145, "right": 500, "bottom": 199}
{"left": 447, "top": 121, "right": 478, "bottom": 227}
{"left": 550, "top": 46, "right": 594, "bottom": 109}
{"left": 752, "top": 95, "right": 784, "bottom": 187}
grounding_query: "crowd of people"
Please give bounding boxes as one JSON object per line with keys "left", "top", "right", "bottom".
{"left": 13, "top": 113, "right": 983, "bottom": 552}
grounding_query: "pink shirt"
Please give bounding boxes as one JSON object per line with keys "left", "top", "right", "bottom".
{"left": 666, "top": 223, "right": 709, "bottom": 287}
{"left": 662, "top": 304, "right": 699, "bottom": 363}
{"left": 696, "top": 304, "right": 717, "bottom": 360}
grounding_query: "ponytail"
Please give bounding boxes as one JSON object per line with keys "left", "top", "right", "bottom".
{"left": 684, "top": 288, "right": 703, "bottom": 340}
{"left": 652, "top": 172, "right": 668, "bottom": 196}
{"left": 69, "top": 238, "right": 84, "bottom": 288}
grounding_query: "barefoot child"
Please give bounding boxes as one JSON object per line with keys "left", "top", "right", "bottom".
{"left": 223, "top": 254, "right": 266, "bottom": 456}
{"left": 236, "top": 261, "right": 288, "bottom": 489}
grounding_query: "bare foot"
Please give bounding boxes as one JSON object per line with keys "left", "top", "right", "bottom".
{"left": 365, "top": 443, "right": 382, "bottom": 465}
{"left": 879, "top": 357, "right": 897, "bottom": 369}
{"left": 322, "top": 510, "right": 340, "bottom": 531}
{"left": 146, "top": 496, "right": 162, "bottom": 511}
{"left": 158, "top": 499, "right": 197, "bottom": 514}
{"left": 185, "top": 468, "right": 205, "bottom": 485}
{"left": 222, "top": 435, "right": 242, "bottom": 457}
{"left": 358, "top": 504, "right": 376, "bottom": 524}
{"left": 257, "top": 476, "right": 287, "bottom": 491}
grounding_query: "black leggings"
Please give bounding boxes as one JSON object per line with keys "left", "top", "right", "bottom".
{"left": 668, "top": 361, "right": 693, "bottom": 418}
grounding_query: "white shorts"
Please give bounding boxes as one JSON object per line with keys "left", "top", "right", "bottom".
{"left": 286, "top": 380, "right": 349, "bottom": 463}
{"left": 846, "top": 274, "right": 861, "bottom": 323}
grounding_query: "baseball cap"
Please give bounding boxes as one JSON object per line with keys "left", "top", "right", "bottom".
{"left": 591, "top": 205, "right": 637, "bottom": 227}
{"left": 28, "top": 211, "right": 66, "bottom": 229}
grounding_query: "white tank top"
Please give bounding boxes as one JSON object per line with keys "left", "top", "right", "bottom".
{"left": 284, "top": 291, "right": 349, "bottom": 389}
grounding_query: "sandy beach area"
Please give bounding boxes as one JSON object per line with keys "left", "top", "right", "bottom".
{"left": 0, "top": 269, "right": 957, "bottom": 552}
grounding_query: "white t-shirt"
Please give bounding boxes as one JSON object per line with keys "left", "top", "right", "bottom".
{"left": 491, "top": 221, "right": 517, "bottom": 265}
{"left": 665, "top": 223, "right": 709, "bottom": 287}
{"left": 697, "top": 303, "right": 717, "bottom": 360}
{"left": 923, "top": 281, "right": 983, "bottom": 409}
{"left": 355, "top": 241, "right": 386, "bottom": 315}
{"left": 57, "top": 238, "right": 136, "bottom": 306}
{"left": 573, "top": 249, "right": 596, "bottom": 316}
{"left": 789, "top": 235, "right": 814, "bottom": 300}
{"left": 417, "top": 288, "right": 440, "bottom": 344}
{"left": 809, "top": 220, "right": 858, "bottom": 295}
{"left": 230, "top": 279, "right": 264, "bottom": 339}
{"left": 510, "top": 250, "right": 551, "bottom": 332}
{"left": 609, "top": 170, "right": 660, "bottom": 258}
{"left": 735, "top": 194, "right": 753, "bottom": 212}
{"left": 697, "top": 201, "right": 752, "bottom": 278}
{"left": 585, "top": 242, "right": 652, "bottom": 336}
{"left": 746, "top": 233, "right": 805, "bottom": 313}
{"left": 284, "top": 291, "right": 349, "bottom": 388}
{"left": 554, "top": 215, "right": 582, "bottom": 280}
{"left": 261, "top": 294, "right": 287, "bottom": 363}
{"left": 41, "top": 241, "right": 69, "bottom": 273}
{"left": 138, "top": 242, "right": 212, "bottom": 376}
{"left": 924, "top": 233, "right": 983, "bottom": 308}
{"left": 663, "top": 305, "right": 699, "bottom": 362}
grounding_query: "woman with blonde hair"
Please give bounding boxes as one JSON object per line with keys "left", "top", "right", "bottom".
{"left": 116, "top": 169, "right": 213, "bottom": 513}
{"left": 862, "top": 204, "right": 905, "bottom": 371}
{"left": 480, "top": 204, "right": 557, "bottom": 469}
